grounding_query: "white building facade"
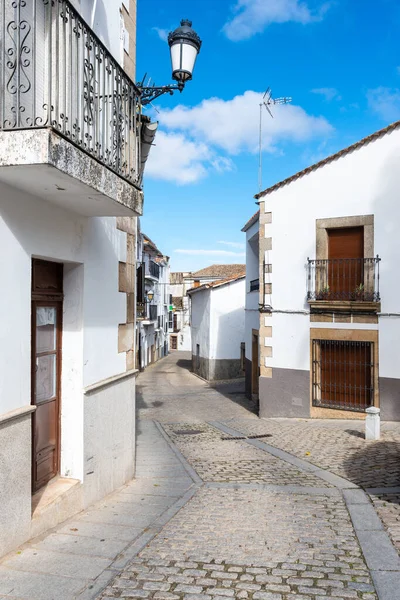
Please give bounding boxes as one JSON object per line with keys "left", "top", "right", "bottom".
{"left": 254, "top": 121, "right": 400, "bottom": 421}
{"left": 169, "top": 265, "right": 246, "bottom": 352}
{"left": 136, "top": 230, "right": 170, "bottom": 369}
{"left": 242, "top": 212, "right": 260, "bottom": 401}
{"left": 188, "top": 276, "right": 246, "bottom": 381}
{"left": 0, "top": 0, "right": 147, "bottom": 558}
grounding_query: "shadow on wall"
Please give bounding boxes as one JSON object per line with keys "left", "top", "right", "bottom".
{"left": 213, "top": 305, "right": 245, "bottom": 373}
{"left": 80, "top": 0, "right": 111, "bottom": 53}
{"left": 342, "top": 440, "right": 400, "bottom": 491}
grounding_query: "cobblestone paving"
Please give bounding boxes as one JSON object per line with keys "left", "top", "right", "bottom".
{"left": 370, "top": 493, "right": 400, "bottom": 553}
{"left": 163, "top": 423, "right": 333, "bottom": 487}
{"left": 223, "top": 419, "right": 400, "bottom": 489}
{"left": 100, "top": 487, "right": 377, "bottom": 599}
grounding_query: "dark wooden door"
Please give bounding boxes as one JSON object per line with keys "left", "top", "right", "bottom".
{"left": 328, "top": 227, "right": 364, "bottom": 298}
{"left": 31, "top": 260, "right": 63, "bottom": 492}
{"left": 252, "top": 333, "right": 259, "bottom": 397}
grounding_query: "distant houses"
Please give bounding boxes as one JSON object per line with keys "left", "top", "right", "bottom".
{"left": 188, "top": 272, "right": 246, "bottom": 381}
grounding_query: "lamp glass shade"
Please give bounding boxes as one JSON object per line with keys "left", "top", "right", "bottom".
{"left": 147, "top": 290, "right": 154, "bottom": 302}
{"left": 168, "top": 20, "right": 202, "bottom": 84}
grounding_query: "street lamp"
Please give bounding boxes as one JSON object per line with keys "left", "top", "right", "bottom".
{"left": 146, "top": 290, "right": 154, "bottom": 302}
{"left": 138, "top": 19, "right": 202, "bottom": 105}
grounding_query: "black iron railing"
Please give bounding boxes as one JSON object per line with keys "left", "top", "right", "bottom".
{"left": 0, "top": 0, "right": 141, "bottom": 185}
{"left": 148, "top": 260, "right": 160, "bottom": 279}
{"left": 307, "top": 257, "right": 380, "bottom": 302}
{"left": 250, "top": 278, "right": 259, "bottom": 292}
{"left": 312, "top": 339, "right": 374, "bottom": 412}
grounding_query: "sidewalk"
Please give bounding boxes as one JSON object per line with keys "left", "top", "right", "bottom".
{"left": 0, "top": 421, "right": 196, "bottom": 600}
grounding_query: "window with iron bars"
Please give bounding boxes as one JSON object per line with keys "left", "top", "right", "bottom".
{"left": 312, "top": 339, "right": 374, "bottom": 412}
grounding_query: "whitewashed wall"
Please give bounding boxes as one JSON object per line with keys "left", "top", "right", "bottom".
{"left": 210, "top": 280, "right": 246, "bottom": 360}
{"left": 71, "top": 0, "right": 127, "bottom": 66}
{"left": 245, "top": 220, "right": 259, "bottom": 361}
{"left": 262, "top": 127, "right": 400, "bottom": 379}
{"left": 190, "top": 289, "right": 211, "bottom": 360}
{"left": 0, "top": 184, "right": 126, "bottom": 413}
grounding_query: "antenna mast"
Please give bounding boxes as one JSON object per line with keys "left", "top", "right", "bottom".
{"left": 258, "top": 88, "right": 292, "bottom": 193}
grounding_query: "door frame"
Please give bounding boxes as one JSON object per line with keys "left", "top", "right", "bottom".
{"left": 31, "top": 259, "right": 63, "bottom": 493}
{"left": 251, "top": 330, "right": 259, "bottom": 399}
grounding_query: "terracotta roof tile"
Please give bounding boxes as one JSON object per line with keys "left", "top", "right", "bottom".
{"left": 191, "top": 264, "right": 246, "bottom": 278}
{"left": 187, "top": 273, "right": 246, "bottom": 294}
{"left": 255, "top": 120, "right": 400, "bottom": 200}
{"left": 241, "top": 210, "right": 260, "bottom": 232}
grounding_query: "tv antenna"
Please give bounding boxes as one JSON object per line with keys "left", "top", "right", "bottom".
{"left": 258, "top": 87, "right": 292, "bottom": 192}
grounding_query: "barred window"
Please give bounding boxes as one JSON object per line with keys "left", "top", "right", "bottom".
{"left": 312, "top": 340, "right": 374, "bottom": 412}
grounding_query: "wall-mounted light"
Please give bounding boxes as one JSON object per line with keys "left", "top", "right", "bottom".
{"left": 146, "top": 290, "right": 154, "bottom": 302}
{"left": 138, "top": 19, "right": 202, "bottom": 105}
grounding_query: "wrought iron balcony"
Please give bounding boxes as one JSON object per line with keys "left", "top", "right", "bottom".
{"left": 149, "top": 305, "right": 157, "bottom": 321}
{"left": 0, "top": 0, "right": 141, "bottom": 186}
{"left": 147, "top": 260, "right": 160, "bottom": 279}
{"left": 307, "top": 257, "right": 381, "bottom": 302}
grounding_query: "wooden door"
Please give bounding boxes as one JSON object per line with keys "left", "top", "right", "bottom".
{"left": 252, "top": 333, "right": 259, "bottom": 397}
{"left": 31, "top": 260, "right": 63, "bottom": 492}
{"left": 171, "top": 336, "right": 177, "bottom": 350}
{"left": 328, "top": 227, "right": 364, "bottom": 298}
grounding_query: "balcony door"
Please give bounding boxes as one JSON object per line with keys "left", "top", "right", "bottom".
{"left": 31, "top": 260, "right": 63, "bottom": 493}
{"left": 328, "top": 227, "right": 364, "bottom": 299}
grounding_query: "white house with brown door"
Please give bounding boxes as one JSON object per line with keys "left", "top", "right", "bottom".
{"left": 252, "top": 120, "right": 400, "bottom": 421}
{"left": 0, "top": 0, "right": 151, "bottom": 558}
{"left": 188, "top": 274, "right": 246, "bottom": 381}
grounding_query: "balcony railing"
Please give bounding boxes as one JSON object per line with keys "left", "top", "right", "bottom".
{"left": 147, "top": 260, "right": 160, "bottom": 279}
{"left": 250, "top": 278, "right": 259, "bottom": 292}
{"left": 307, "top": 257, "right": 381, "bottom": 302}
{"left": 137, "top": 302, "right": 145, "bottom": 319}
{"left": 0, "top": 0, "right": 141, "bottom": 185}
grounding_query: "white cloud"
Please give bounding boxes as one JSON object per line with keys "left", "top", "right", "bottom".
{"left": 311, "top": 87, "right": 341, "bottom": 101}
{"left": 174, "top": 249, "right": 246, "bottom": 257}
{"left": 152, "top": 27, "right": 168, "bottom": 42}
{"left": 158, "top": 91, "right": 333, "bottom": 155}
{"left": 146, "top": 131, "right": 210, "bottom": 184}
{"left": 367, "top": 87, "right": 400, "bottom": 122}
{"left": 217, "top": 240, "right": 245, "bottom": 249}
{"left": 146, "top": 90, "right": 332, "bottom": 184}
{"left": 222, "top": 0, "right": 330, "bottom": 41}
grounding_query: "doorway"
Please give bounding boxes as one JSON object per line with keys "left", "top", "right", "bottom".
{"left": 251, "top": 332, "right": 259, "bottom": 399}
{"left": 31, "top": 259, "right": 63, "bottom": 493}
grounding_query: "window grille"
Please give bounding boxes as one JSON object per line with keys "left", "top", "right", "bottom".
{"left": 312, "top": 339, "right": 374, "bottom": 412}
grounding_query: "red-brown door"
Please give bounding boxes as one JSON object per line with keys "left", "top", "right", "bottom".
{"left": 31, "top": 260, "right": 63, "bottom": 493}
{"left": 320, "top": 340, "right": 372, "bottom": 410}
{"left": 328, "top": 227, "right": 364, "bottom": 299}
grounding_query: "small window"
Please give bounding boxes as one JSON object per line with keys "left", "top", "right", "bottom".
{"left": 168, "top": 311, "right": 173, "bottom": 328}
{"left": 312, "top": 339, "right": 374, "bottom": 412}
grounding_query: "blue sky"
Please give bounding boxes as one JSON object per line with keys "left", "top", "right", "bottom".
{"left": 137, "top": 0, "right": 400, "bottom": 272}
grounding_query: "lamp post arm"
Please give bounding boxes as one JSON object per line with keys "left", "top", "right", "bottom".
{"left": 138, "top": 82, "right": 185, "bottom": 105}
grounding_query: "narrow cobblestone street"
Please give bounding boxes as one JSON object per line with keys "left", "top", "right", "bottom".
{"left": 2, "top": 352, "right": 400, "bottom": 600}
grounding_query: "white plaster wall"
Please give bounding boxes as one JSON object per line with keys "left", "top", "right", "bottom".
{"left": 245, "top": 219, "right": 259, "bottom": 360}
{"left": 190, "top": 290, "right": 211, "bottom": 359}
{"left": 210, "top": 280, "right": 246, "bottom": 360}
{"left": 0, "top": 183, "right": 126, "bottom": 418}
{"left": 262, "top": 127, "right": 400, "bottom": 378}
{"left": 72, "top": 0, "right": 127, "bottom": 67}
